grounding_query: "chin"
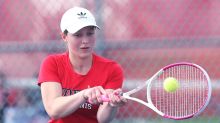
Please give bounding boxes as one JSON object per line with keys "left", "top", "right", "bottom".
{"left": 79, "top": 52, "right": 92, "bottom": 58}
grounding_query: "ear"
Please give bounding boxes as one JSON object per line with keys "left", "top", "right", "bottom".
{"left": 60, "top": 32, "right": 67, "bottom": 42}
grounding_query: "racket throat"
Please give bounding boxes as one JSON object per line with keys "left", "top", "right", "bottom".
{"left": 123, "top": 94, "right": 164, "bottom": 116}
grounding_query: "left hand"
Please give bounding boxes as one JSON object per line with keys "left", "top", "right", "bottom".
{"left": 107, "top": 88, "right": 127, "bottom": 107}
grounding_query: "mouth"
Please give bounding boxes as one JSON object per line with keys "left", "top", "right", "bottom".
{"left": 80, "top": 46, "right": 90, "bottom": 50}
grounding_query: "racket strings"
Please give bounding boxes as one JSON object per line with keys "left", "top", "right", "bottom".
{"left": 150, "top": 65, "right": 208, "bottom": 118}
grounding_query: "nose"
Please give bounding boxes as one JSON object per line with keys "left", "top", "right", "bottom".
{"left": 81, "top": 37, "right": 89, "bottom": 44}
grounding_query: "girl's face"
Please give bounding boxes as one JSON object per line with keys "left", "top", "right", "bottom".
{"left": 65, "top": 26, "right": 96, "bottom": 58}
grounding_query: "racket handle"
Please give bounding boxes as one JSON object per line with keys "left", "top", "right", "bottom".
{"left": 88, "top": 95, "right": 110, "bottom": 103}
{"left": 88, "top": 92, "right": 122, "bottom": 103}
{"left": 101, "top": 92, "right": 122, "bottom": 102}
{"left": 101, "top": 95, "right": 110, "bottom": 102}
{"left": 101, "top": 92, "right": 123, "bottom": 102}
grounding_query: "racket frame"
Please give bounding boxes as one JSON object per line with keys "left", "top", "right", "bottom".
{"left": 122, "top": 62, "right": 212, "bottom": 120}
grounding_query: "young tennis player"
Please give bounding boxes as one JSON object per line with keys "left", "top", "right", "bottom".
{"left": 38, "top": 6, "right": 126, "bottom": 123}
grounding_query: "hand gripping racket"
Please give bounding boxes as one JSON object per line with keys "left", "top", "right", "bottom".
{"left": 101, "top": 62, "right": 212, "bottom": 120}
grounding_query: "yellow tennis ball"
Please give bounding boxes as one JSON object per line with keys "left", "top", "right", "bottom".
{"left": 163, "top": 77, "right": 179, "bottom": 92}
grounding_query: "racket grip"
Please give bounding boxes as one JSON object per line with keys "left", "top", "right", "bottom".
{"left": 101, "top": 92, "right": 122, "bottom": 102}
{"left": 101, "top": 95, "right": 110, "bottom": 102}
{"left": 88, "top": 95, "right": 110, "bottom": 103}
{"left": 88, "top": 92, "right": 122, "bottom": 103}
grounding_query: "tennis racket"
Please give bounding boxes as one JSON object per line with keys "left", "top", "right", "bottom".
{"left": 101, "top": 62, "right": 212, "bottom": 120}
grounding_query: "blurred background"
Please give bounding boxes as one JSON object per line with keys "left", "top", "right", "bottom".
{"left": 0, "top": 0, "right": 220, "bottom": 123}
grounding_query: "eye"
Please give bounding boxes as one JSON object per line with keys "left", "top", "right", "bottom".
{"left": 87, "top": 32, "right": 94, "bottom": 36}
{"left": 72, "top": 33, "right": 82, "bottom": 37}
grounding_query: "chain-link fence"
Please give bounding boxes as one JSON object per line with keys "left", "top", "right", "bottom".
{"left": 0, "top": 0, "right": 220, "bottom": 123}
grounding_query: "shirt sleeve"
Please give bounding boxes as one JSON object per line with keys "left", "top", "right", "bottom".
{"left": 105, "top": 62, "right": 124, "bottom": 89}
{"left": 38, "top": 55, "right": 61, "bottom": 86}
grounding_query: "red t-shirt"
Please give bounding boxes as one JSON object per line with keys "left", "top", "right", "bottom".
{"left": 38, "top": 52, "right": 124, "bottom": 123}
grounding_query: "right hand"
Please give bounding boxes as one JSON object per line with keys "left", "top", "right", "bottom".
{"left": 82, "top": 86, "right": 107, "bottom": 105}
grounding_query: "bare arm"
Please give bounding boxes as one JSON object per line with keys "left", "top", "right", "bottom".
{"left": 97, "top": 103, "right": 118, "bottom": 123}
{"left": 97, "top": 89, "right": 126, "bottom": 123}
{"left": 41, "top": 82, "right": 107, "bottom": 119}
{"left": 41, "top": 82, "right": 86, "bottom": 119}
